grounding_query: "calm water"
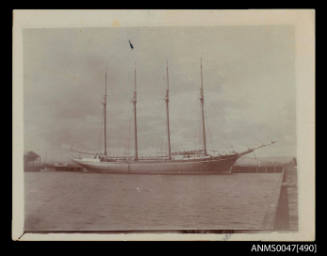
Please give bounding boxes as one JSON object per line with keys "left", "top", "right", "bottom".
{"left": 25, "top": 172, "right": 282, "bottom": 231}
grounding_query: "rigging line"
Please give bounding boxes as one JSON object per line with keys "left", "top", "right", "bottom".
{"left": 205, "top": 106, "right": 225, "bottom": 154}
{"left": 97, "top": 103, "right": 103, "bottom": 155}
{"left": 204, "top": 105, "right": 224, "bottom": 155}
{"left": 127, "top": 103, "right": 132, "bottom": 157}
{"left": 106, "top": 70, "right": 111, "bottom": 156}
{"left": 201, "top": 67, "right": 229, "bottom": 155}
{"left": 107, "top": 98, "right": 111, "bottom": 156}
{"left": 238, "top": 105, "right": 260, "bottom": 152}
{"left": 213, "top": 107, "right": 231, "bottom": 153}
{"left": 203, "top": 106, "right": 212, "bottom": 153}
{"left": 199, "top": 114, "right": 204, "bottom": 151}
{"left": 195, "top": 101, "right": 204, "bottom": 152}
{"left": 120, "top": 107, "right": 126, "bottom": 156}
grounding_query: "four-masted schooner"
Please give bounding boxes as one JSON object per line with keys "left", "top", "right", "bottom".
{"left": 72, "top": 60, "right": 275, "bottom": 174}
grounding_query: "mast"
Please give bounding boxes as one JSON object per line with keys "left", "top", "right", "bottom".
{"left": 165, "top": 61, "right": 172, "bottom": 160}
{"left": 132, "top": 64, "right": 138, "bottom": 160}
{"left": 103, "top": 71, "right": 108, "bottom": 156}
{"left": 200, "top": 58, "right": 207, "bottom": 155}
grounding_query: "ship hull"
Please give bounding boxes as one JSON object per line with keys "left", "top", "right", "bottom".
{"left": 73, "top": 154, "right": 239, "bottom": 175}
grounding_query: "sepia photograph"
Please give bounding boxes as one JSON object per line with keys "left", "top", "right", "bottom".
{"left": 12, "top": 10, "right": 315, "bottom": 241}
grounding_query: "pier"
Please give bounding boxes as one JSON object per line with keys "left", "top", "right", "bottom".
{"left": 261, "top": 163, "right": 298, "bottom": 231}
{"left": 275, "top": 164, "right": 298, "bottom": 231}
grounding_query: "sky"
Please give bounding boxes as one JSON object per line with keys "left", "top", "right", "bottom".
{"left": 23, "top": 26, "right": 296, "bottom": 161}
